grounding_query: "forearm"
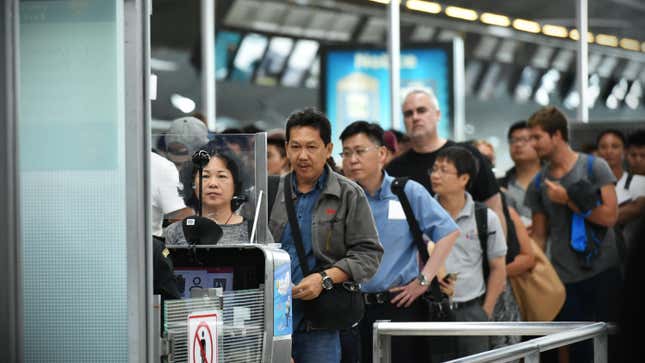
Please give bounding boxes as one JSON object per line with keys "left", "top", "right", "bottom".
{"left": 421, "top": 230, "right": 459, "bottom": 280}
{"left": 506, "top": 255, "right": 535, "bottom": 277}
{"left": 324, "top": 267, "right": 350, "bottom": 284}
{"left": 483, "top": 266, "right": 507, "bottom": 317}
{"left": 618, "top": 197, "right": 645, "bottom": 224}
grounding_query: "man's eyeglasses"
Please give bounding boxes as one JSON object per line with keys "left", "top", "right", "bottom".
{"left": 509, "top": 136, "right": 531, "bottom": 145}
{"left": 339, "top": 146, "right": 377, "bottom": 158}
{"left": 428, "top": 167, "right": 459, "bottom": 176}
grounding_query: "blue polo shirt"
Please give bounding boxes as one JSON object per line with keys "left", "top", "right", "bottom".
{"left": 360, "top": 172, "right": 458, "bottom": 293}
{"left": 279, "top": 169, "right": 328, "bottom": 328}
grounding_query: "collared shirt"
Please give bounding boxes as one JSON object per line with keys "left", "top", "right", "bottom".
{"left": 279, "top": 168, "right": 328, "bottom": 328}
{"left": 360, "top": 172, "right": 458, "bottom": 293}
{"left": 443, "top": 192, "right": 507, "bottom": 302}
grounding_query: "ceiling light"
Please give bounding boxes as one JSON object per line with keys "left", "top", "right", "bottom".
{"left": 480, "top": 12, "right": 510, "bottom": 27}
{"left": 569, "top": 29, "right": 594, "bottom": 43}
{"left": 596, "top": 34, "right": 618, "bottom": 47}
{"left": 368, "top": 0, "right": 391, "bottom": 3}
{"left": 512, "top": 19, "right": 541, "bottom": 34}
{"left": 542, "top": 24, "right": 568, "bottom": 38}
{"left": 619, "top": 38, "right": 640, "bottom": 51}
{"left": 406, "top": 0, "right": 441, "bottom": 14}
{"left": 445, "top": 6, "right": 478, "bottom": 21}
{"left": 170, "top": 94, "right": 196, "bottom": 114}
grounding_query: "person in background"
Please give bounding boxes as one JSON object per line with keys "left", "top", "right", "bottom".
{"left": 626, "top": 129, "right": 645, "bottom": 175}
{"left": 340, "top": 121, "right": 459, "bottom": 363}
{"left": 389, "top": 129, "right": 411, "bottom": 157}
{"left": 498, "top": 121, "right": 542, "bottom": 226}
{"left": 431, "top": 146, "right": 508, "bottom": 360}
{"left": 164, "top": 116, "right": 210, "bottom": 170}
{"left": 596, "top": 129, "right": 645, "bottom": 254}
{"left": 386, "top": 89, "right": 508, "bottom": 236}
{"left": 524, "top": 106, "right": 620, "bottom": 363}
{"left": 267, "top": 134, "right": 290, "bottom": 175}
{"left": 472, "top": 139, "right": 496, "bottom": 167}
{"left": 150, "top": 151, "right": 193, "bottom": 238}
{"left": 268, "top": 108, "right": 383, "bottom": 363}
{"left": 382, "top": 130, "right": 399, "bottom": 166}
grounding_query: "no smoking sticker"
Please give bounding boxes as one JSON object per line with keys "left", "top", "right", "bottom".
{"left": 187, "top": 311, "right": 219, "bottom": 363}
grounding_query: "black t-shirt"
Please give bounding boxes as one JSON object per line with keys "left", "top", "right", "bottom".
{"left": 386, "top": 140, "right": 500, "bottom": 201}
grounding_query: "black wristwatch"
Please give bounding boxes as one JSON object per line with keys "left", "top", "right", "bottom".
{"left": 319, "top": 271, "right": 334, "bottom": 290}
{"left": 416, "top": 273, "right": 430, "bottom": 286}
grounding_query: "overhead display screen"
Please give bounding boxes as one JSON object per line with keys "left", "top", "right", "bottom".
{"left": 322, "top": 44, "right": 455, "bottom": 155}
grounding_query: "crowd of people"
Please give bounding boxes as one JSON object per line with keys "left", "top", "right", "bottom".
{"left": 151, "top": 89, "right": 645, "bottom": 363}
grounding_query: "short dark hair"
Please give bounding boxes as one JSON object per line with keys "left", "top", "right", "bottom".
{"left": 267, "top": 134, "right": 287, "bottom": 158}
{"left": 596, "top": 129, "right": 626, "bottom": 147}
{"left": 179, "top": 143, "right": 243, "bottom": 211}
{"left": 435, "top": 146, "right": 478, "bottom": 190}
{"left": 285, "top": 108, "right": 332, "bottom": 145}
{"left": 527, "top": 106, "right": 569, "bottom": 142}
{"left": 627, "top": 129, "right": 645, "bottom": 148}
{"left": 339, "top": 121, "right": 385, "bottom": 146}
{"left": 507, "top": 120, "right": 528, "bottom": 140}
{"left": 389, "top": 129, "right": 410, "bottom": 143}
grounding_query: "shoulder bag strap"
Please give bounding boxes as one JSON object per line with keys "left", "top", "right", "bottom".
{"left": 283, "top": 176, "right": 311, "bottom": 276}
{"left": 625, "top": 172, "right": 634, "bottom": 190}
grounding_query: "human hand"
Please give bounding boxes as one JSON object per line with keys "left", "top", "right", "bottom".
{"left": 292, "top": 273, "right": 324, "bottom": 301}
{"left": 438, "top": 274, "right": 456, "bottom": 297}
{"left": 389, "top": 279, "right": 429, "bottom": 308}
{"left": 544, "top": 179, "right": 569, "bottom": 205}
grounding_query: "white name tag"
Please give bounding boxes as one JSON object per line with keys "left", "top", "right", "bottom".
{"left": 388, "top": 200, "right": 406, "bottom": 220}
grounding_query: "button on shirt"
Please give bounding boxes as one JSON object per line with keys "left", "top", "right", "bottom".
{"left": 279, "top": 169, "right": 328, "bottom": 328}
{"left": 360, "top": 173, "right": 458, "bottom": 293}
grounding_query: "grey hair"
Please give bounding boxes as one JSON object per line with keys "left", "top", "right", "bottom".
{"left": 403, "top": 89, "right": 440, "bottom": 111}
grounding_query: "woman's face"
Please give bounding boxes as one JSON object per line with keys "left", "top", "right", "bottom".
{"left": 597, "top": 133, "right": 624, "bottom": 169}
{"left": 194, "top": 156, "right": 235, "bottom": 211}
{"left": 267, "top": 144, "right": 287, "bottom": 175}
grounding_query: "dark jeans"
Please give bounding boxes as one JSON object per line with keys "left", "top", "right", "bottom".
{"left": 352, "top": 297, "right": 429, "bottom": 363}
{"left": 557, "top": 267, "right": 622, "bottom": 363}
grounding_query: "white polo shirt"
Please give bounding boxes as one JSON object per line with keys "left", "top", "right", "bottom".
{"left": 151, "top": 152, "right": 186, "bottom": 237}
{"left": 616, "top": 172, "right": 645, "bottom": 247}
{"left": 442, "top": 192, "right": 507, "bottom": 303}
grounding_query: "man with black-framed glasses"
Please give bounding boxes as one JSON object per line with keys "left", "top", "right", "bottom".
{"left": 340, "top": 121, "right": 459, "bottom": 363}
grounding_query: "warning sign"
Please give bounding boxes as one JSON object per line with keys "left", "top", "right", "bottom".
{"left": 187, "top": 311, "right": 219, "bottom": 363}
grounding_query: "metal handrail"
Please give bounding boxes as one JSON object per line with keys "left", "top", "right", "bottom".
{"left": 372, "top": 321, "right": 612, "bottom": 363}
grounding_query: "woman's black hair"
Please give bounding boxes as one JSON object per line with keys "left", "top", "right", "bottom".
{"left": 179, "top": 142, "right": 244, "bottom": 211}
{"left": 596, "top": 129, "right": 626, "bottom": 148}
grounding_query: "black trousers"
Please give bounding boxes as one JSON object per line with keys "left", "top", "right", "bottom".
{"left": 349, "top": 297, "right": 429, "bottom": 363}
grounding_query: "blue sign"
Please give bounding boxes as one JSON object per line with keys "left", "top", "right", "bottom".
{"left": 273, "top": 263, "right": 292, "bottom": 336}
{"left": 323, "top": 47, "right": 453, "bottom": 157}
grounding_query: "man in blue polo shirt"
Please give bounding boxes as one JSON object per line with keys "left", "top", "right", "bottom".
{"left": 340, "top": 121, "right": 460, "bottom": 363}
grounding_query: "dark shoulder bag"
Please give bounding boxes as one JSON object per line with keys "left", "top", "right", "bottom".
{"left": 283, "top": 178, "right": 364, "bottom": 331}
{"left": 391, "top": 177, "right": 454, "bottom": 321}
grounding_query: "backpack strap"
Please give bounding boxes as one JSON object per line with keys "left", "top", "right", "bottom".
{"left": 586, "top": 154, "right": 595, "bottom": 182}
{"left": 625, "top": 172, "right": 634, "bottom": 190}
{"left": 474, "top": 202, "right": 490, "bottom": 280}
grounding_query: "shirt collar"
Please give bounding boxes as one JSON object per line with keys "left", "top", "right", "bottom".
{"left": 290, "top": 166, "right": 329, "bottom": 196}
{"left": 434, "top": 191, "right": 474, "bottom": 220}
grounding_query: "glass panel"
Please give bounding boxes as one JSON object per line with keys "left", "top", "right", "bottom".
{"left": 281, "top": 39, "right": 318, "bottom": 87}
{"left": 215, "top": 30, "right": 241, "bottom": 80}
{"left": 153, "top": 130, "right": 271, "bottom": 244}
{"left": 230, "top": 33, "right": 268, "bottom": 82}
{"left": 19, "top": 1, "right": 127, "bottom": 361}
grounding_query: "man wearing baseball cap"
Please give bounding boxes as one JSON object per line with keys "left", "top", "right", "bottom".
{"left": 164, "top": 116, "right": 209, "bottom": 169}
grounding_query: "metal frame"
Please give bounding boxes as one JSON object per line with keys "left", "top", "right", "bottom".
{"left": 372, "top": 321, "right": 611, "bottom": 363}
{"left": 124, "top": 0, "right": 152, "bottom": 361}
{"left": 0, "top": 1, "right": 21, "bottom": 362}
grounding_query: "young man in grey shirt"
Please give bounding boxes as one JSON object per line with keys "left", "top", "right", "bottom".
{"left": 524, "top": 106, "right": 621, "bottom": 363}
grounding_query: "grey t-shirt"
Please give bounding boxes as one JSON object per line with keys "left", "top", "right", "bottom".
{"left": 524, "top": 153, "right": 618, "bottom": 283}
{"left": 165, "top": 219, "right": 274, "bottom": 246}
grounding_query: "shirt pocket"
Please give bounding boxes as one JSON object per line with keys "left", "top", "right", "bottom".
{"left": 316, "top": 217, "right": 345, "bottom": 255}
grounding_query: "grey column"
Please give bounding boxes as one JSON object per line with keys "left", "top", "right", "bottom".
{"left": 124, "top": 0, "right": 152, "bottom": 361}
{"left": 576, "top": 0, "right": 589, "bottom": 122}
{"left": 201, "top": 0, "right": 216, "bottom": 131}
{"left": 388, "top": 0, "right": 401, "bottom": 130}
{"left": 0, "top": 1, "right": 21, "bottom": 362}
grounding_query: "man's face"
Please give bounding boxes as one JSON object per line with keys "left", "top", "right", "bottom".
{"left": 402, "top": 93, "right": 441, "bottom": 141}
{"left": 430, "top": 158, "right": 468, "bottom": 195}
{"left": 341, "top": 133, "right": 385, "bottom": 186}
{"left": 509, "top": 128, "right": 539, "bottom": 164}
{"left": 286, "top": 126, "right": 332, "bottom": 184}
{"left": 529, "top": 126, "right": 556, "bottom": 161}
{"left": 627, "top": 145, "right": 645, "bottom": 175}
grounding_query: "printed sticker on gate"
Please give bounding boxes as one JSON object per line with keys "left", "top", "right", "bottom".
{"left": 187, "top": 311, "right": 220, "bottom": 363}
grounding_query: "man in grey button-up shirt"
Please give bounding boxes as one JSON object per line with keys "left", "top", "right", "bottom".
{"left": 269, "top": 108, "right": 383, "bottom": 363}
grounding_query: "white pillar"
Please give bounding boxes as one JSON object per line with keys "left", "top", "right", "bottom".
{"left": 201, "top": 0, "right": 216, "bottom": 130}
{"left": 576, "top": 0, "right": 589, "bottom": 122}
{"left": 388, "top": 0, "right": 401, "bottom": 130}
